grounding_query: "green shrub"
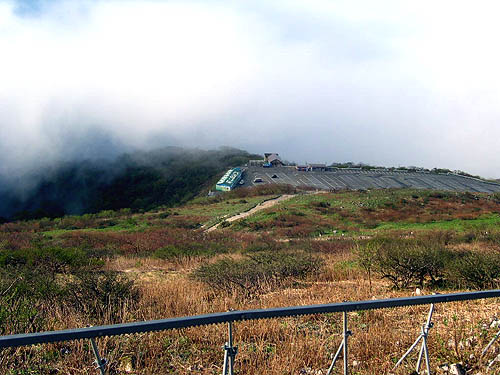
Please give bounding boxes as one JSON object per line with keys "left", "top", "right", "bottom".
{"left": 0, "top": 247, "right": 95, "bottom": 282}
{"left": 365, "top": 238, "right": 453, "bottom": 289}
{"left": 97, "top": 219, "right": 118, "bottom": 228}
{"left": 97, "top": 210, "right": 117, "bottom": 218}
{"left": 244, "top": 241, "right": 277, "bottom": 253}
{"left": 358, "top": 235, "right": 500, "bottom": 290}
{"left": 447, "top": 251, "right": 500, "bottom": 289}
{"left": 461, "top": 232, "right": 477, "bottom": 244}
{"left": 1, "top": 248, "right": 75, "bottom": 285}
{"left": 219, "top": 220, "right": 231, "bottom": 228}
{"left": 65, "top": 271, "right": 139, "bottom": 323}
{"left": 491, "top": 192, "right": 500, "bottom": 203}
{"left": 158, "top": 211, "right": 170, "bottom": 219}
{"left": 354, "top": 240, "right": 381, "bottom": 290}
{"left": 0, "top": 272, "right": 46, "bottom": 335}
{"left": 0, "top": 244, "right": 114, "bottom": 333}
{"left": 480, "top": 230, "right": 500, "bottom": 246}
{"left": 192, "top": 251, "right": 322, "bottom": 296}
{"left": 0, "top": 293, "right": 44, "bottom": 335}
{"left": 154, "top": 243, "right": 225, "bottom": 260}
{"left": 124, "top": 217, "right": 138, "bottom": 227}
{"left": 154, "top": 245, "right": 183, "bottom": 259}
{"left": 0, "top": 243, "right": 134, "bottom": 332}
{"left": 313, "top": 201, "right": 331, "bottom": 209}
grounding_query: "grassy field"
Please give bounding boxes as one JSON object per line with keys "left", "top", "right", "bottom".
{"left": 231, "top": 189, "right": 500, "bottom": 237}
{"left": 1, "top": 186, "right": 499, "bottom": 374}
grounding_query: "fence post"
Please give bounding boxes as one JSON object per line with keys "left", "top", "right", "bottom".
{"left": 343, "top": 311, "right": 349, "bottom": 375}
{"left": 393, "top": 303, "right": 434, "bottom": 374}
{"left": 326, "top": 311, "right": 352, "bottom": 375}
{"left": 482, "top": 329, "right": 500, "bottom": 370}
{"left": 222, "top": 321, "right": 237, "bottom": 375}
{"left": 90, "top": 338, "right": 107, "bottom": 375}
{"left": 482, "top": 329, "right": 500, "bottom": 357}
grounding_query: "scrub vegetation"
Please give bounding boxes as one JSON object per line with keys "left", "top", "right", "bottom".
{"left": 1, "top": 186, "right": 499, "bottom": 374}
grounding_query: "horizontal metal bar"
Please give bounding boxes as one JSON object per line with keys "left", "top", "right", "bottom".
{"left": 1, "top": 289, "right": 499, "bottom": 349}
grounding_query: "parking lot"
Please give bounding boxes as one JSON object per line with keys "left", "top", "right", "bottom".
{"left": 240, "top": 166, "right": 500, "bottom": 193}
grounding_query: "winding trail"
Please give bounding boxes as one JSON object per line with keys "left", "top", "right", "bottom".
{"left": 205, "top": 194, "right": 294, "bottom": 232}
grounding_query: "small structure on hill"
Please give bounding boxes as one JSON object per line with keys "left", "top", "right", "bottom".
{"left": 264, "top": 153, "right": 284, "bottom": 167}
{"left": 296, "top": 165, "right": 310, "bottom": 171}
{"left": 216, "top": 168, "right": 243, "bottom": 191}
{"left": 249, "top": 159, "right": 265, "bottom": 167}
{"left": 309, "top": 163, "right": 326, "bottom": 171}
{"left": 296, "top": 163, "right": 327, "bottom": 171}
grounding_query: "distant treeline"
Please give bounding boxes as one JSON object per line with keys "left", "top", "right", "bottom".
{"left": 0, "top": 147, "right": 260, "bottom": 222}
{"left": 329, "top": 162, "right": 482, "bottom": 179}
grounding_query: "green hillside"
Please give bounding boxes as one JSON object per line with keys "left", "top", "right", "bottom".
{"left": 0, "top": 146, "right": 261, "bottom": 221}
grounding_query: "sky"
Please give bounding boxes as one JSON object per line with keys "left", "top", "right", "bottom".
{"left": 1, "top": 0, "right": 500, "bottom": 178}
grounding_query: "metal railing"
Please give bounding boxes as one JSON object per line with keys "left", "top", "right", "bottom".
{"left": 1, "top": 290, "right": 499, "bottom": 374}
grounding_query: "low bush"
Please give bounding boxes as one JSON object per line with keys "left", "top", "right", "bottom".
{"left": 483, "top": 230, "right": 500, "bottom": 245}
{"left": 354, "top": 240, "right": 380, "bottom": 290}
{"left": 357, "top": 238, "right": 453, "bottom": 289}
{"left": 416, "top": 230, "right": 454, "bottom": 246}
{"left": 446, "top": 251, "right": 500, "bottom": 289}
{"left": 158, "top": 211, "right": 171, "bottom": 219}
{"left": 219, "top": 220, "right": 231, "bottom": 228}
{"left": 65, "top": 271, "right": 139, "bottom": 323}
{"left": 0, "top": 245, "right": 133, "bottom": 332}
{"left": 0, "top": 271, "right": 46, "bottom": 335}
{"left": 377, "top": 243, "right": 451, "bottom": 289}
{"left": 154, "top": 242, "right": 227, "bottom": 260}
{"left": 0, "top": 247, "right": 98, "bottom": 280}
{"left": 312, "top": 201, "right": 331, "bottom": 212}
{"left": 192, "top": 251, "right": 323, "bottom": 297}
{"left": 357, "top": 236, "right": 500, "bottom": 290}
{"left": 243, "top": 239, "right": 280, "bottom": 253}
{"left": 491, "top": 192, "right": 500, "bottom": 203}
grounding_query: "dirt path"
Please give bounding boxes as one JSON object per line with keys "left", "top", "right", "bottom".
{"left": 205, "top": 194, "right": 294, "bottom": 232}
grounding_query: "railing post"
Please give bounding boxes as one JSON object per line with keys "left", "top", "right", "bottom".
{"left": 222, "top": 321, "right": 237, "bottom": 375}
{"left": 394, "top": 303, "right": 434, "bottom": 374}
{"left": 343, "top": 311, "right": 349, "bottom": 375}
{"left": 482, "top": 329, "right": 500, "bottom": 357}
{"left": 482, "top": 329, "right": 500, "bottom": 370}
{"left": 326, "top": 311, "right": 352, "bottom": 375}
{"left": 90, "top": 337, "right": 107, "bottom": 375}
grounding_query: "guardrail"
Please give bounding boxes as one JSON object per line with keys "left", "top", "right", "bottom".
{"left": 1, "top": 290, "right": 499, "bottom": 374}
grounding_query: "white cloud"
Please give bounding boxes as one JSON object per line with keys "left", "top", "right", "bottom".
{"left": 1, "top": 0, "right": 500, "bottom": 177}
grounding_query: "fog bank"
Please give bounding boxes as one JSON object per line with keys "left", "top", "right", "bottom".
{"left": 2, "top": 0, "right": 500, "bottom": 178}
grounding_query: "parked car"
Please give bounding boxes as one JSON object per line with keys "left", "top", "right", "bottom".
{"left": 271, "top": 174, "right": 278, "bottom": 178}
{"left": 253, "top": 177, "right": 263, "bottom": 183}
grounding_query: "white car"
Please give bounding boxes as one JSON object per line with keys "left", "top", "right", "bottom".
{"left": 253, "top": 177, "right": 263, "bottom": 183}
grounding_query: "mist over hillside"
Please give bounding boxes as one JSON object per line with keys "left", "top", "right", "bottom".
{"left": 2, "top": 1, "right": 500, "bottom": 179}
{"left": 0, "top": 147, "right": 260, "bottom": 221}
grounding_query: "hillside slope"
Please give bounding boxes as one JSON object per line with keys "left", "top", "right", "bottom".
{"left": 0, "top": 146, "right": 260, "bottom": 221}
{"left": 1, "top": 187, "right": 500, "bottom": 374}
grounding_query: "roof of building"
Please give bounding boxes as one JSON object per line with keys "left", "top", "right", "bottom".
{"left": 264, "top": 153, "right": 280, "bottom": 161}
{"left": 268, "top": 155, "right": 283, "bottom": 163}
{"left": 216, "top": 168, "right": 242, "bottom": 187}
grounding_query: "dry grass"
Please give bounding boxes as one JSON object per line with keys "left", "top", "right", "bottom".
{"left": 2, "top": 252, "right": 499, "bottom": 374}
{"left": 1, "top": 188, "right": 500, "bottom": 374}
